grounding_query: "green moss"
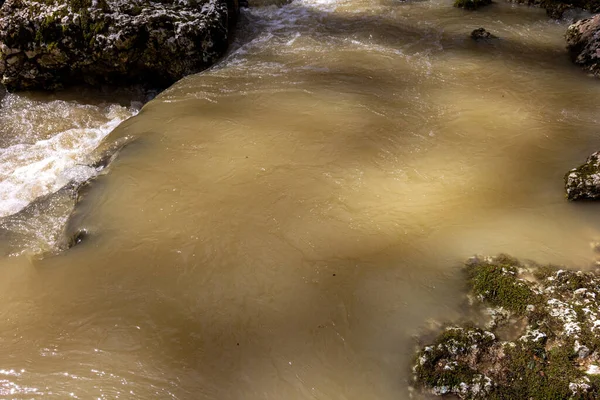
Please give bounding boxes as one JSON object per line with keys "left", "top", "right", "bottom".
{"left": 489, "top": 341, "right": 581, "bottom": 399}
{"left": 35, "top": 13, "right": 63, "bottom": 45}
{"left": 416, "top": 359, "right": 479, "bottom": 390}
{"left": 454, "top": 0, "right": 493, "bottom": 10}
{"left": 414, "top": 326, "right": 494, "bottom": 393}
{"left": 68, "top": 0, "right": 92, "bottom": 12}
{"left": 415, "top": 329, "right": 599, "bottom": 399}
{"left": 533, "top": 264, "right": 559, "bottom": 281}
{"left": 414, "top": 256, "right": 600, "bottom": 399}
{"left": 466, "top": 256, "right": 537, "bottom": 315}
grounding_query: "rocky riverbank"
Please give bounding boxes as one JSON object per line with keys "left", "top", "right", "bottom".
{"left": 0, "top": 0, "right": 238, "bottom": 91}
{"left": 412, "top": 255, "right": 600, "bottom": 399}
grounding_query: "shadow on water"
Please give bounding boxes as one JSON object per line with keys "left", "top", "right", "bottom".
{"left": 4, "top": 0, "right": 600, "bottom": 399}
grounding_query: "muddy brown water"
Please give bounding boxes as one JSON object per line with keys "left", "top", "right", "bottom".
{"left": 1, "top": 0, "right": 600, "bottom": 398}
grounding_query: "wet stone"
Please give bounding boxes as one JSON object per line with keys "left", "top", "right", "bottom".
{"left": 0, "top": 0, "right": 239, "bottom": 90}
{"left": 68, "top": 229, "right": 89, "bottom": 248}
{"left": 565, "top": 151, "right": 600, "bottom": 201}
{"left": 412, "top": 255, "right": 600, "bottom": 399}
{"left": 566, "top": 14, "right": 600, "bottom": 78}
{"left": 470, "top": 28, "right": 498, "bottom": 40}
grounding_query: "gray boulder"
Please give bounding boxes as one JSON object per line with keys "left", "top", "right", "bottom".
{"left": 566, "top": 14, "right": 600, "bottom": 77}
{"left": 0, "top": 0, "right": 238, "bottom": 90}
{"left": 565, "top": 152, "right": 600, "bottom": 200}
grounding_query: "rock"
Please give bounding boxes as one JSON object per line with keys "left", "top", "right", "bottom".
{"left": 412, "top": 255, "right": 600, "bottom": 399}
{"left": 0, "top": 0, "right": 239, "bottom": 91}
{"left": 566, "top": 15, "right": 600, "bottom": 77}
{"left": 565, "top": 152, "right": 600, "bottom": 201}
{"left": 505, "top": 0, "right": 600, "bottom": 19}
{"left": 470, "top": 28, "right": 498, "bottom": 40}
{"left": 67, "top": 229, "right": 89, "bottom": 249}
{"left": 545, "top": 2, "right": 573, "bottom": 18}
{"left": 454, "top": 0, "right": 492, "bottom": 10}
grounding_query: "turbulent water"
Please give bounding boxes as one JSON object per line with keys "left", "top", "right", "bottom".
{"left": 1, "top": 0, "right": 600, "bottom": 398}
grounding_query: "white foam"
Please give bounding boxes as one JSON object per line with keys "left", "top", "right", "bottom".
{"left": 0, "top": 96, "right": 137, "bottom": 218}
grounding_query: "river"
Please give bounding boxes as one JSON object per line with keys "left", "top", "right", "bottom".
{"left": 1, "top": 0, "right": 600, "bottom": 398}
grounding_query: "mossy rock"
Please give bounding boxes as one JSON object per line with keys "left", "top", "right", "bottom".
{"left": 566, "top": 15, "right": 600, "bottom": 78}
{"left": 466, "top": 255, "right": 538, "bottom": 314}
{"left": 565, "top": 152, "right": 600, "bottom": 201}
{"left": 412, "top": 255, "right": 600, "bottom": 399}
{"left": 0, "top": 0, "right": 239, "bottom": 90}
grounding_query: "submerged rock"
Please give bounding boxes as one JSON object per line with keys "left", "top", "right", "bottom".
{"left": 566, "top": 15, "right": 600, "bottom": 78}
{"left": 454, "top": 0, "right": 492, "bottom": 10}
{"left": 66, "top": 228, "right": 89, "bottom": 249}
{"left": 565, "top": 152, "right": 600, "bottom": 201}
{"left": 0, "top": 0, "right": 239, "bottom": 91}
{"left": 470, "top": 28, "right": 498, "bottom": 40}
{"left": 412, "top": 255, "right": 600, "bottom": 399}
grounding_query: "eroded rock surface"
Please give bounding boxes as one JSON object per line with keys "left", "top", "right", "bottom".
{"left": 565, "top": 152, "right": 600, "bottom": 201}
{"left": 413, "top": 255, "right": 600, "bottom": 399}
{"left": 566, "top": 15, "right": 600, "bottom": 78}
{"left": 0, "top": 0, "right": 238, "bottom": 90}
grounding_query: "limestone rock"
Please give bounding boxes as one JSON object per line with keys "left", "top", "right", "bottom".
{"left": 0, "top": 0, "right": 239, "bottom": 90}
{"left": 413, "top": 255, "right": 600, "bottom": 399}
{"left": 566, "top": 14, "right": 600, "bottom": 77}
{"left": 565, "top": 151, "right": 600, "bottom": 201}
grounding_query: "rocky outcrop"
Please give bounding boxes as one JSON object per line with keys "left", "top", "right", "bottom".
{"left": 566, "top": 15, "right": 600, "bottom": 78}
{"left": 413, "top": 255, "right": 600, "bottom": 399}
{"left": 565, "top": 152, "right": 600, "bottom": 201}
{"left": 0, "top": 0, "right": 238, "bottom": 91}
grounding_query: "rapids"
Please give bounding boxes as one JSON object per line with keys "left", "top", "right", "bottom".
{"left": 1, "top": 0, "right": 600, "bottom": 398}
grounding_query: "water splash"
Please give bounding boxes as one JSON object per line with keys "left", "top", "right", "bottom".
{"left": 0, "top": 94, "right": 138, "bottom": 218}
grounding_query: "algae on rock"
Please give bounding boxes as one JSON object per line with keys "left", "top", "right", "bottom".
{"left": 0, "top": 0, "right": 239, "bottom": 90}
{"left": 413, "top": 255, "right": 600, "bottom": 399}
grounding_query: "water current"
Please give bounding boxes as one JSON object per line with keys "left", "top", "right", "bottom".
{"left": 1, "top": 0, "right": 600, "bottom": 398}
